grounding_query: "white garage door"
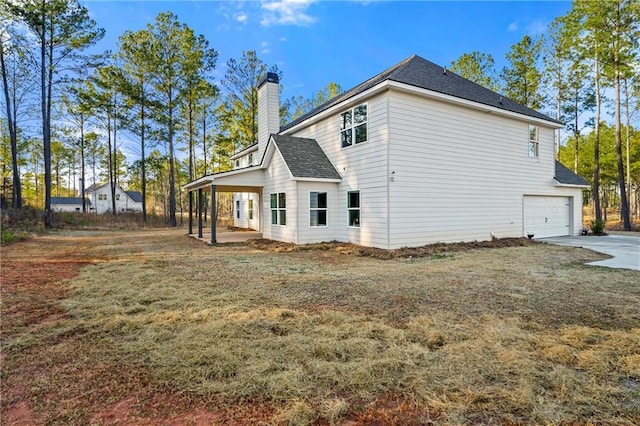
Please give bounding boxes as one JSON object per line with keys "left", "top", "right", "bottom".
{"left": 523, "top": 196, "right": 571, "bottom": 239}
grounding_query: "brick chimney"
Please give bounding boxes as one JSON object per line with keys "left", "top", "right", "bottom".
{"left": 257, "top": 72, "right": 280, "bottom": 162}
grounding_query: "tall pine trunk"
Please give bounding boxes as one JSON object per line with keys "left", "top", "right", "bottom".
{"left": 42, "top": 2, "right": 53, "bottom": 228}
{"left": 593, "top": 48, "right": 602, "bottom": 225}
{"left": 168, "top": 85, "right": 177, "bottom": 227}
{"left": 613, "top": 4, "right": 630, "bottom": 230}
{"left": 0, "top": 40, "right": 22, "bottom": 208}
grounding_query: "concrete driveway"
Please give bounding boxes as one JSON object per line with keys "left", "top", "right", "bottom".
{"left": 540, "top": 234, "right": 640, "bottom": 271}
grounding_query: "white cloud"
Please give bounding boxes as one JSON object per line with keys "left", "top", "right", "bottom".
{"left": 525, "top": 20, "right": 547, "bottom": 35}
{"left": 236, "top": 13, "right": 248, "bottom": 23}
{"left": 507, "top": 22, "right": 519, "bottom": 32}
{"left": 261, "top": 0, "right": 317, "bottom": 27}
{"left": 261, "top": 41, "right": 271, "bottom": 54}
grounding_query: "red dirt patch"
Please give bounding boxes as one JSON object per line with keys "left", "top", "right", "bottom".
{"left": 1, "top": 234, "right": 282, "bottom": 425}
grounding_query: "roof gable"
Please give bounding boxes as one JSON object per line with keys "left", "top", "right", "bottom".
{"left": 125, "top": 191, "right": 143, "bottom": 203}
{"left": 271, "top": 135, "right": 341, "bottom": 180}
{"left": 84, "top": 182, "right": 109, "bottom": 193}
{"left": 555, "top": 161, "right": 590, "bottom": 187}
{"left": 282, "top": 55, "right": 560, "bottom": 131}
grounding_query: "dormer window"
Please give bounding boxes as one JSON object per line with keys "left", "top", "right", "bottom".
{"left": 235, "top": 160, "right": 240, "bottom": 168}
{"left": 248, "top": 153, "right": 254, "bottom": 165}
{"left": 340, "top": 104, "right": 367, "bottom": 148}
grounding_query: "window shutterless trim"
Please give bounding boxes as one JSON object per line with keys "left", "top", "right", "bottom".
{"left": 528, "top": 125, "right": 539, "bottom": 158}
{"left": 347, "top": 190, "right": 361, "bottom": 228}
{"left": 270, "top": 192, "right": 287, "bottom": 226}
{"left": 340, "top": 103, "right": 368, "bottom": 149}
{"left": 309, "top": 190, "right": 328, "bottom": 227}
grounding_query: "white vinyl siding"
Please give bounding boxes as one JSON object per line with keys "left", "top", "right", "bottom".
{"left": 387, "top": 89, "right": 581, "bottom": 248}
{"left": 285, "top": 93, "right": 389, "bottom": 247}
{"left": 233, "top": 192, "right": 260, "bottom": 230}
{"left": 296, "top": 182, "right": 337, "bottom": 244}
{"left": 262, "top": 149, "right": 297, "bottom": 243}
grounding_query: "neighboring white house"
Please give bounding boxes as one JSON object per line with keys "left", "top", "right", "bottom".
{"left": 185, "top": 55, "right": 589, "bottom": 248}
{"left": 51, "top": 197, "right": 91, "bottom": 212}
{"left": 230, "top": 144, "right": 261, "bottom": 230}
{"left": 85, "top": 183, "right": 143, "bottom": 214}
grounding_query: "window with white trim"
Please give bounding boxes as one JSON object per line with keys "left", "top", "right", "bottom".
{"left": 248, "top": 153, "right": 254, "bottom": 165}
{"left": 310, "top": 192, "right": 327, "bottom": 227}
{"left": 235, "top": 200, "right": 240, "bottom": 219}
{"left": 528, "top": 125, "right": 539, "bottom": 158}
{"left": 340, "top": 104, "right": 367, "bottom": 148}
{"left": 115, "top": 194, "right": 120, "bottom": 201}
{"left": 248, "top": 199, "right": 254, "bottom": 220}
{"left": 270, "top": 192, "right": 286, "bottom": 225}
{"left": 347, "top": 190, "right": 360, "bottom": 227}
{"left": 98, "top": 194, "right": 107, "bottom": 201}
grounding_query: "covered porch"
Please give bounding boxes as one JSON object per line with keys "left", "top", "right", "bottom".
{"left": 183, "top": 168, "right": 264, "bottom": 244}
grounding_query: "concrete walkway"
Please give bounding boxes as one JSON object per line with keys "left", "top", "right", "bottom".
{"left": 540, "top": 234, "right": 640, "bottom": 271}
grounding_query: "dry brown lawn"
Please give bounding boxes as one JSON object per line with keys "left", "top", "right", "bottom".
{"left": 1, "top": 228, "right": 639, "bottom": 425}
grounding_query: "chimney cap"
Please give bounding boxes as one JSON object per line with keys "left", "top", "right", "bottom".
{"left": 258, "top": 72, "right": 279, "bottom": 88}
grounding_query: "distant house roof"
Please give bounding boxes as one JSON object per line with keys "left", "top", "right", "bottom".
{"left": 84, "top": 182, "right": 109, "bottom": 192}
{"left": 272, "top": 135, "right": 341, "bottom": 180}
{"left": 282, "top": 55, "right": 561, "bottom": 132}
{"left": 230, "top": 142, "right": 259, "bottom": 160}
{"left": 125, "top": 191, "right": 143, "bottom": 203}
{"left": 555, "top": 161, "right": 590, "bottom": 187}
{"left": 51, "top": 197, "right": 90, "bottom": 205}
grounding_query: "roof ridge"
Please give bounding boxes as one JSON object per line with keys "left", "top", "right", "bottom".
{"left": 281, "top": 55, "right": 418, "bottom": 131}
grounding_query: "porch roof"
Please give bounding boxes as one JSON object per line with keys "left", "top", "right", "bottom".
{"left": 183, "top": 167, "right": 265, "bottom": 192}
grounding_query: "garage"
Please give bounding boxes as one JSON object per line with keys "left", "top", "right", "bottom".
{"left": 523, "top": 196, "right": 571, "bottom": 239}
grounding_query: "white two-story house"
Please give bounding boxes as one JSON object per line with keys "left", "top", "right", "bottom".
{"left": 185, "top": 55, "right": 589, "bottom": 248}
{"left": 85, "top": 183, "right": 143, "bottom": 214}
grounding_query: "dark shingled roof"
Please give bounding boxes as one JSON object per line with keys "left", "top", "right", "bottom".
{"left": 51, "top": 197, "right": 88, "bottom": 205}
{"left": 281, "top": 55, "right": 561, "bottom": 131}
{"left": 555, "top": 161, "right": 590, "bottom": 186}
{"left": 272, "top": 135, "right": 341, "bottom": 180}
{"left": 126, "top": 191, "right": 143, "bottom": 203}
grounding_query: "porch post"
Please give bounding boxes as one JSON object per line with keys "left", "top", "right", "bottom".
{"left": 197, "top": 188, "right": 203, "bottom": 238}
{"left": 188, "top": 190, "right": 193, "bottom": 235}
{"left": 210, "top": 185, "right": 217, "bottom": 244}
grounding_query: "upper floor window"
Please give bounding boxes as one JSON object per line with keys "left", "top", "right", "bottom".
{"left": 98, "top": 194, "right": 107, "bottom": 201}
{"left": 115, "top": 194, "right": 120, "bottom": 201}
{"left": 248, "top": 153, "right": 254, "bottom": 166}
{"left": 310, "top": 192, "right": 327, "bottom": 227}
{"left": 528, "top": 125, "right": 539, "bottom": 158}
{"left": 340, "top": 104, "right": 367, "bottom": 148}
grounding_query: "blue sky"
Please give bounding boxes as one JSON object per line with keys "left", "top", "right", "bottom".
{"left": 82, "top": 0, "right": 572, "bottom": 104}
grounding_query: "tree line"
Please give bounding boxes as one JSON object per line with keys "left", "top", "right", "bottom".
{"left": 449, "top": 0, "right": 639, "bottom": 229}
{"left": 0, "top": 1, "right": 341, "bottom": 227}
{"left": 1, "top": 0, "right": 638, "bottom": 229}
